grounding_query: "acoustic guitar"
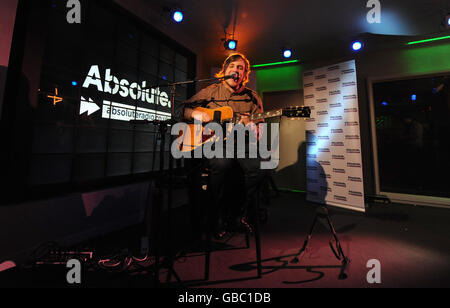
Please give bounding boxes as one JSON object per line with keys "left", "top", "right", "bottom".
{"left": 177, "top": 106, "right": 311, "bottom": 152}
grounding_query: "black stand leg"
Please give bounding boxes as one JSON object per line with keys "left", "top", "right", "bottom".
{"left": 159, "top": 124, "right": 182, "bottom": 285}
{"left": 291, "top": 205, "right": 349, "bottom": 280}
{"left": 254, "top": 186, "right": 262, "bottom": 278}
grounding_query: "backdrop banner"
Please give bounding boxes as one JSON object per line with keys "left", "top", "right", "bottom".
{"left": 303, "top": 59, "right": 365, "bottom": 212}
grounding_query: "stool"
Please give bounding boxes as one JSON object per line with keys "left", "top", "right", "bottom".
{"left": 189, "top": 162, "right": 263, "bottom": 280}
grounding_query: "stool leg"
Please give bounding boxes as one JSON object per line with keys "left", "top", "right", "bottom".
{"left": 254, "top": 190, "right": 262, "bottom": 278}
{"left": 204, "top": 227, "right": 211, "bottom": 281}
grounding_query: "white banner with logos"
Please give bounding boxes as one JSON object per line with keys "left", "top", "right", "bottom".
{"left": 303, "top": 59, "right": 365, "bottom": 212}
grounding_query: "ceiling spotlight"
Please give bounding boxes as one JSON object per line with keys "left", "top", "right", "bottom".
{"left": 352, "top": 41, "right": 363, "bottom": 51}
{"left": 446, "top": 14, "right": 450, "bottom": 28}
{"left": 172, "top": 10, "right": 183, "bottom": 23}
{"left": 225, "top": 39, "right": 238, "bottom": 50}
{"left": 283, "top": 49, "right": 292, "bottom": 58}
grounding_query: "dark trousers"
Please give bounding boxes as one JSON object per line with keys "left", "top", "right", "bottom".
{"left": 207, "top": 157, "right": 265, "bottom": 231}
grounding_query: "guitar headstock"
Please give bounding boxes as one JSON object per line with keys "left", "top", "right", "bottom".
{"left": 282, "top": 106, "right": 311, "bottom": 118}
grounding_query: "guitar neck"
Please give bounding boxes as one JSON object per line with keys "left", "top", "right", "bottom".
{"left": 234, "top": 109, "right": 283, "bottom": 122}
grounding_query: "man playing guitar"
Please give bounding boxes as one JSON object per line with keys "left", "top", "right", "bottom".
{"left": 179, "top": 52, "right": 265, "bottom": 239}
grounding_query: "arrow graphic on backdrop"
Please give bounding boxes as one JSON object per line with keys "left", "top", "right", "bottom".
{"left": 78, "top": 97, "right": 172, "bottom": 122}
{"left": 79, "top": 96, "right": 100, "bottom": 116}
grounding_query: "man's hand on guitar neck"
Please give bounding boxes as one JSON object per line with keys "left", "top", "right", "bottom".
{"left": 239, "top": 113, "right": 251, "bottom": 126}
{"left": 239, "top": 113, "right": 262, "bottom": 142}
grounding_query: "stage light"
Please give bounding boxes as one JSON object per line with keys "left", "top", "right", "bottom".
{"left": 411, "top": 94, "right": 417, "bottom": 101}
{"left": 225, "top": 39, "right": 237, "bottom": 50}
{"left": 72, "top": 81, "right": 78, "bottom": 86}
{"left": 446, "top": 14, "right": 450, "bottom": 28}
{"left": 381, "top": 101, "right": 388, "bottom": 106}
{"left": 352, "top": 41, "right": 363, "bottom": 51}
{"left": 172, "top": 10, "right": 183, "bottom": 23}
{"left": 283, "top": 49, "right": 292, "bottom": 59}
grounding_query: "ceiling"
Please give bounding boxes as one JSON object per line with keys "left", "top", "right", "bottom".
{"left": 123, "top": 0, "right": 450, "bottom": 68}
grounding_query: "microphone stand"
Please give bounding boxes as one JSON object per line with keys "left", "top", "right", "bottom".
{"left": 135, "top": 75, "right": 229, "bottom": 285}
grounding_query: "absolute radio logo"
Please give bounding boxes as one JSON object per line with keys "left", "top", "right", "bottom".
{"left": 319, "top": 160, "right": 331, "bottom": 165}
{"left": 304, "top": 83, "right": 314, "bottom": 88}
{"left": 348, "top": 176, "right": 362, "bottom": 182}
{"left": 316, "top": 86, "right": 327, "bottom": 91}
{"left": 346, "top": 135, "right": 360, "bottom": 140}
{"left": 349, "top": 191, "right": 363, "bottom": 197}
{"left": 343, "top": 95, "right": 357, "bottom": 100}
{"left": 345, "top": 121, "right": 359, "bottom": 126}
{"left": 344, "top": 108, "right": 358, "bottom": 113}
{"left": 82, "top": 65, "right": 170, "bottom": 107}
{"left": 347, "top": 149, "right": 361, "bottom": 154}
{"left": 316, "top": 98, "right": 328, "bottom": 103}
{"left": 347, "top": 162, "right": 362, "bottom": 168}
{"left": 317, "top": 111, "right": 328, "bottom": 116}
{"left": 329, "top": 90, "right": 341, "bottom": 96}
{"left": 331, "top": 129, "right": 344, "bottom": 134}
{"left": 315, "top": 74, "right": 326, "bottom": 80}
{"left": 333, "top": 182, "right": 347, "bottom": 188}
{"left": 304, "top": 71, "right": 313, "bottom": 77}
{"left": 343, "top": 81, "right": 356, "bottom": 87}
{"left": 305, "top": 94, "right": 315, "bottom": 99}
{"left": 331, "top": 142, "right": 345, "bottom": 146}
{"left": 318, "top": 123, "right": 329, "bottom": 128}
{"left": 330, "top": 116, "right": 343, "bottom": 121}
{"left": 327, "top": 65, "right": 340, "bottom": 71}
{"left": 328, "top": 78, "right": 340, "bottom": 83}
{"left": 330, "top": 103, "right": 342, "bottom": 108}
{"left": 333, "top": 168, "right": 346, "bottom": 174}
{"left": 332, "top": 155, "right": 345, "bottom": 160}
{"left": 342, "top": 69, "right": 355, "bottom": 74}
{"left": 334, "top": 195, "right": 348, "bottom": 201}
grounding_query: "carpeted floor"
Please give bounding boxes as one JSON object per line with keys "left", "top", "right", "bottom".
{"left": 2, "top": 192, "right": 450, "bottom": 288}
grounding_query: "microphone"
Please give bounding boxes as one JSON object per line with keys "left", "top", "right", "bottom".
{"left": 222, "top": 72, "right": 239, "bottom": 80}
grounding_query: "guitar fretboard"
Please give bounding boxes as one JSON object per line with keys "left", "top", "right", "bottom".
{"left": 234, "top": 109, "right": 283, "bottom": 122}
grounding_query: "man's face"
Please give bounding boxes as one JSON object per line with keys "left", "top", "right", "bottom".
{"left": 224, "top": 58, "right": 246, "bottom": 90}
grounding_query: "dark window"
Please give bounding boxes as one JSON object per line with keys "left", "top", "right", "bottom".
{"left": 373, "top": 74, "right": 450, "bottom": 198}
